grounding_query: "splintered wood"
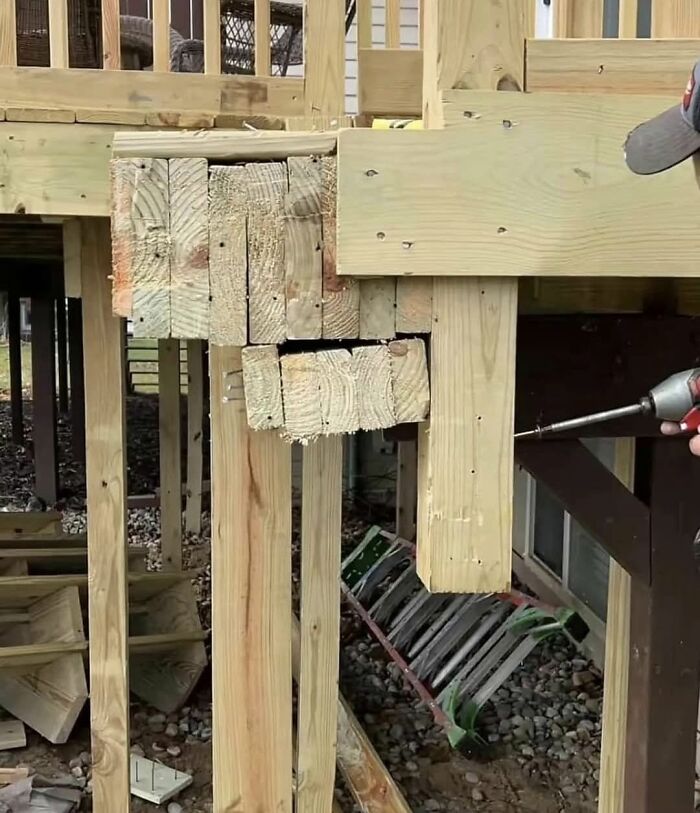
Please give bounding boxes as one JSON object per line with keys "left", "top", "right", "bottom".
{"left": 241, "top": 339, "right": 430, "bottom": 442}
{"left": 111, "top": 153, "right": 413, "bottom": 343}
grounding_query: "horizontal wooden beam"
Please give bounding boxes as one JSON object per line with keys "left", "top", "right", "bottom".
{"left": 526, "top": 38, "right": 699, "bottom": 94}
{"left": 515, "top": 439, "right": 650, "bottom": 583}
{"left": 112, "top": 129, "right": 340, "bottom": 160}
{"left": 337, "top": 89, "right": 700, "bottom": 279}
{"left": 0, "top": 67, "right": 304, "bottom": 117}
{"left": 358, "top": 49, "right": 423, "bottom": 117}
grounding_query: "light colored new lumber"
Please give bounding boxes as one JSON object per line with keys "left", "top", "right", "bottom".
{"left": 112, "top": 128, "right": 336, "bottom": 160}
{"left": 353, "top": 345, "right": 395, "bottom": 431}
{"left": 247, "top": 162, "right": 287, "bottom": 344}
{"left": 158, "top": 339, "right": 182, "bottom": 571}
{"left": 0, "top": 641, "right": 87, "bottom": 669}
{"left": 317, "top": 349, "right": 359, "bottom": 435}
{"left": 203, "top": 0, "right": 221, "bottom": 74}
{"left": 396, "top": 278, "right": 432, "bottom": 333}
{"left": 396, "top": 441, "right": 417, "bottom": 541}
{"left": 389, "top": 339, "right": 429, "bottom": 424}
{"left": 526, "top": 39, "right": 700, "bottom": 95}
{"left": 0, "top": 0, "right": 17, "bottom": 66}
{"left": 321, "top": 156, "right": 359, "bottom": 339}
{"left": 169, "top": 158, "right": 209, "bottom": 338}
{"left": 255, "top": 0, "right": 271, "bottom": 76}
{"left": 385, "top": 0, "right": 400, "bottom": 47}
{"left": 359, "top": 279, "right": 396, "bottom": 339}
{"left": 297, "top": 435, "right": 342, "bottom": 813}
{"left": 81, "top": 217, "right": 129, "bottom": 809}
{"left": 102, "top": 0, "right": 120, "bottom": 69}
{"left": 598, "top": 439, "right": 635, "bottom": 813}
{"left": 336, "top": 89, "right": 700, "bottom": 279}
{"left": 208, "top": 165, "right": 248, "bottom": 346}
{"left": 48, "top": 0, "right": 69, "bottom": 67}
{"left": 111, "top": 158, "right": 170, "bottom": 333}
{"left": 619, "top": 0, "right": 638, "bottom": 37}
{"left": 304, "top": 0, "right": 346, "bottom": 117}
{"left": 281, "top": 353, "right": 323, "bottom": 440}
{"left": 210, "top": 345, "right": 293, "bottom": 813}
{"left": 152, "top": 0, "right": 170, "bottom": 72}
{"left": 5, "top": 107, "right": 75, "bottom": 122}
{"left": 357, "top": 0, "right": 372, "bottom": 49}
{"left": 555, "top": 0, "right": 603, "bottom": 38}
{"left": 291, "top": 615, "right": 412, "bottom": 813}
{"left": 358, "top": 49, "right": 423, "bottom": 116}
{"left": 146, "top": 111, "right": 215, "bottom": 129}
{"left": 242, "top": 345, "right": 285, "bottom": 430}
{"left": 416, "top": 0, "right": 520, "bottom": 594}
{"left": 76, "top": 109, "right": 147, "bottom": 125}
{"left": 652, "top": 0, "right": 700, "bottom": 36}
{"left": 63, "top": 219, "right": 82, "bottom": 298}
{"left": 185, "top": 340, "right": 205, "bottom": 535}
{"left": 286, "top": 156, "right": 323, "bottom": 339}
{"left": 0, "top": 512, "right": 62, "bottom": 536}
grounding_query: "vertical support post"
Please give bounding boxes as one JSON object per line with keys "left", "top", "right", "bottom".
{"left": 67, "top": 298, "right": 85, "bottom": 463}
{"left": 0, "top": 0, "right": 17, "bottom": 66}
{"left": 598, "top": 438, "right": 634, "bottom": 813}
{"left": 416, "top": 0, "right": 520, "bottom": 593}
{"left": 81, "top": 217, "right": 130, "bottom": 811}
{"left": 55, "top": 297, "right": 69, "bottom": 415}
{"left": 624, "top": 439, "right": 700, "bottom": 813}
{"left": 254, "top": 0, "right": 271, "bottom": 76}
{"left": 185, "top": 339, "right": 205, "bottom": 535}
{"left": 203, "top": 0, "right": 221, "bottom": 74}
{"left": 7, "top": 292, "right": 23, "bottom": 446}
{"left": 101, "top": 0, "right": 121, "bottom": 68}
{"left": 303, "top": 0, "right": 346, "bottom": 117}
{"left": 297, "top": 436, "right": 342, "bottom": 813}
{"left": 396, "top": 440, "right": 417, "bottom": 540}
{"left": 48, "top": 0, "right": 69, "bottom": 67}
{"left": 30, "top": 296, "right": 58, "bottom": 505}
{"left": 210, "top": 345, "right": 293, "bottom": 813}
{"left": 158, "top": 338, "right": 182, "bottom": 571}
{"left": 152, "top": 0, "right": 170, "bottom": 71}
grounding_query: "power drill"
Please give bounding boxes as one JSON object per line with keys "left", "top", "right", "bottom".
{"left": 515, "top": 368, "right": 700, "bottom": 439}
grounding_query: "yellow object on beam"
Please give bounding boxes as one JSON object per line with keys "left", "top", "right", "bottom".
{"left": 371, "top": 118, "right": 423, "bottom": 129}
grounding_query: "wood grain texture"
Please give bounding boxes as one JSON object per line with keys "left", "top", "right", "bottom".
{"left": 321, "top": 157, "right": 359, "bottom": 339}
{"left": 255, "top": 0, "right": 271, "bottom": 76}
{"left": 358, "top": 49, "right": 423, "bottom": 117}
{"left": 185, "top": 340, "right": 205, "bottom": 535}
{"left": 303, "top": 0, "right": 346, "bottom": 116}
{"left": 0, "top": 0, "right": 16, "bottom": 66}
{"left": 158, "top": 339, "right": 182, "bottom": 571}
{"left": 101, "top": 0, "right": 121, "bottom": 68}
{"left": 203, "top": 0, "right": 221, "bottom": 74}
{"left": 281, "top": 353, "right": 323, "bottom": 441}
{"left": 353, "top": 345, "right": 396, "bottom": 431}
{"left": 527, "top": 39, "right": 700, "bottom": 94}
{"left": 80, "top": 217, "right": 130, "bottom": 810}
{"left": 48, "top": 0, "right": 69, "bottom": 67}
{"left": 385, "top": 0, "right": 401, "bottom": 47}
{"left": 555, "top": 0, "right": 603, "bottom": 37}
{"left": 247, "top": 162, "right": 287, "bottom": 344}
{"left": 396, "top": 278, "right": 432, "bottom": 333}
{"left": 598, "top": 439, "right": 635, "bottom": 813}
{"left": 242, "top": 345, "right": 285, "bottom": 430}
{"left": 619, "top": 0, "right": 638, "bottom": 36}
{"left": 285, "top": 156, "right": 323, "bottom": 339}
{"left": 209, "top": 165, "right": 247, "bottom": 346}
{"left": 389, "top": 339, "right": 429, "bottom": 424}
{"left": 337, "top": 90, "right": 700, "bottom": 279}
{"left": 210, "top": 344, "right": 293, "bottom": 813}
{"left": 152, "top": 0, "right": 170, "bottom": 71}
{"left": 110, "top": 158, "right": 169, "bottom": 335}
{"left": 297, "top": 435, "right": 342, "bottom": 813}
{"left": 169, "top": 158, "right": 209, "bottom": 339}
{"left": 316, "top": 349, "right": 359, "bottom": 435}
{"left": 359, "top": 279, "right": 396, "bottom": 339}
{"left": 652, "top": 0, "right": 700, "bottom": 36}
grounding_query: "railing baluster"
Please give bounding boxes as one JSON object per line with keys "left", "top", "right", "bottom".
{"left": 385, "top": 0, "right": 400, "bottom": 48}
{"left": 419, "top": 0, "right": 424, "bottom": 47}
{"left": 357, "top": 0, "right": 372, "bottom": 49}
{"left": 255, "top": 0, "right": 271, "bottom": 76}
{"left": 203, "top": 0, "right": 221, "bottom": 74}
{"left": 153, "top": 0, "right": 170, "bottom": 71}
{"left": 101, "top": 0, "right": 121, "bottom": 68}
{"left": 49, "top": 0, "right": 69, "bottom": 67}
{"left": 0, "top": 0, "right": 17, "bottom": 66}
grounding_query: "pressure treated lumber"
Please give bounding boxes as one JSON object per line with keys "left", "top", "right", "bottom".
{"left": 317, "top": 349, "right": 359, "bottom": 435}
{"left": 281, "top": 353, "right": 323, "bottom": 440}
{"left": 241, "top": 345, "right": 285, "bottom": 430}
{"left": 652, "top": 0, "right": 700, "bottom": 37}
{"left": 303, "top": 0, "right": 346, "bottom": 118}
{"left": 210, "top": 345, "right": 293, "bottom": 813}
{"left": 389, "top": 339, "right": 430, "bottom": 424}
{"left": 297, "top": 437, "right": 342, "bottom": 813}
{"left": 354, "top": 345, "right": 396, "bottom": 431}
{"left": 0, "top": 512, "right": 62, "bottom": 536}
{"left": 336, "top": 88, "right": 700, "bottom": 279}
{"left": 158, "top": 339, "right": 182, "bottom": 571}
{"left": 81, "top": 217, "right": 130, "bottom": 811}
{"left": 359, "top": 279, "right": 396, "bottom": 340}
{"left": 30, "top": 297, "right": 58, "bottom": 505}
{"left": 185, "top": 340, "right": 205, "bottom": 535}
{"left": 555, "top": 0, "right": 603, "bottom": 38}
{"left": 526, "top": 39, "right": 700, "bottom": 94}
{"left": 358, "top": 49, "right": 423, "bottom": 117}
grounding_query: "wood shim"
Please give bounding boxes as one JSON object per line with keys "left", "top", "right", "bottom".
{"left": 209, "top": 166, "right": 247, "bottom": 346}
{"left": 243, "top": 341, "right": 428, "bottom": 441}
{"left": 169, "top": 158, "right": 209, "bottom": 339}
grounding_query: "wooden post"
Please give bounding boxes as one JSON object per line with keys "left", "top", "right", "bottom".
{"left": 185, "top": 339, "right": 205, "bottom": 535}
{"left": 7, "top": 292, "right": 23, "bottom": 446}
{"left": 624, "top": 439, "right": 700, "bottom": 813}
{"left": 81, "top": 217, "right": 130, "bottom": 811}
{"left": 158, "top": 339, "right": 182, "bottom": 571}
{"left": 67, "top": 298, "right": 85, "bottom": 463}
{"left": 55, "top": 297, "right": 69, "bottom": 415}
{"left": 303, "top": 0, "right": 346, "bottom": 117}
{"left": 30, "top": 297, "right": 58, "bottom": 505}
{"left": 395, "top": 441, "right": 417, "bottom": 540}
{"left": 210, "top": 345, "right": 293, "bottom": 813}
{"left": 416, "top": 0, "right": 520, "bottom": 593}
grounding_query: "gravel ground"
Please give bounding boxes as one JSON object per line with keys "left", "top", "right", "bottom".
{"left": 0, "top": 396, "right": 601, "bottom": 812}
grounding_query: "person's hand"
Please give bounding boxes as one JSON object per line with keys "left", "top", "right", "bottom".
{"left": 661, "top": 421, "right": 700, "bottom": 455}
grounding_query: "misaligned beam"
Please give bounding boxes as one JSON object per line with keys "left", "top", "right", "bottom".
{"left": 30, "top": 297, "right": 58, "bottom": 505}
{"left": 7, "top": 292, "right": 23, "bottom": 445}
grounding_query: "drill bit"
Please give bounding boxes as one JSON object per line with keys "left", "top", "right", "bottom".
{"left": 514, "top": 401, "right": 649, "bottom": 439}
